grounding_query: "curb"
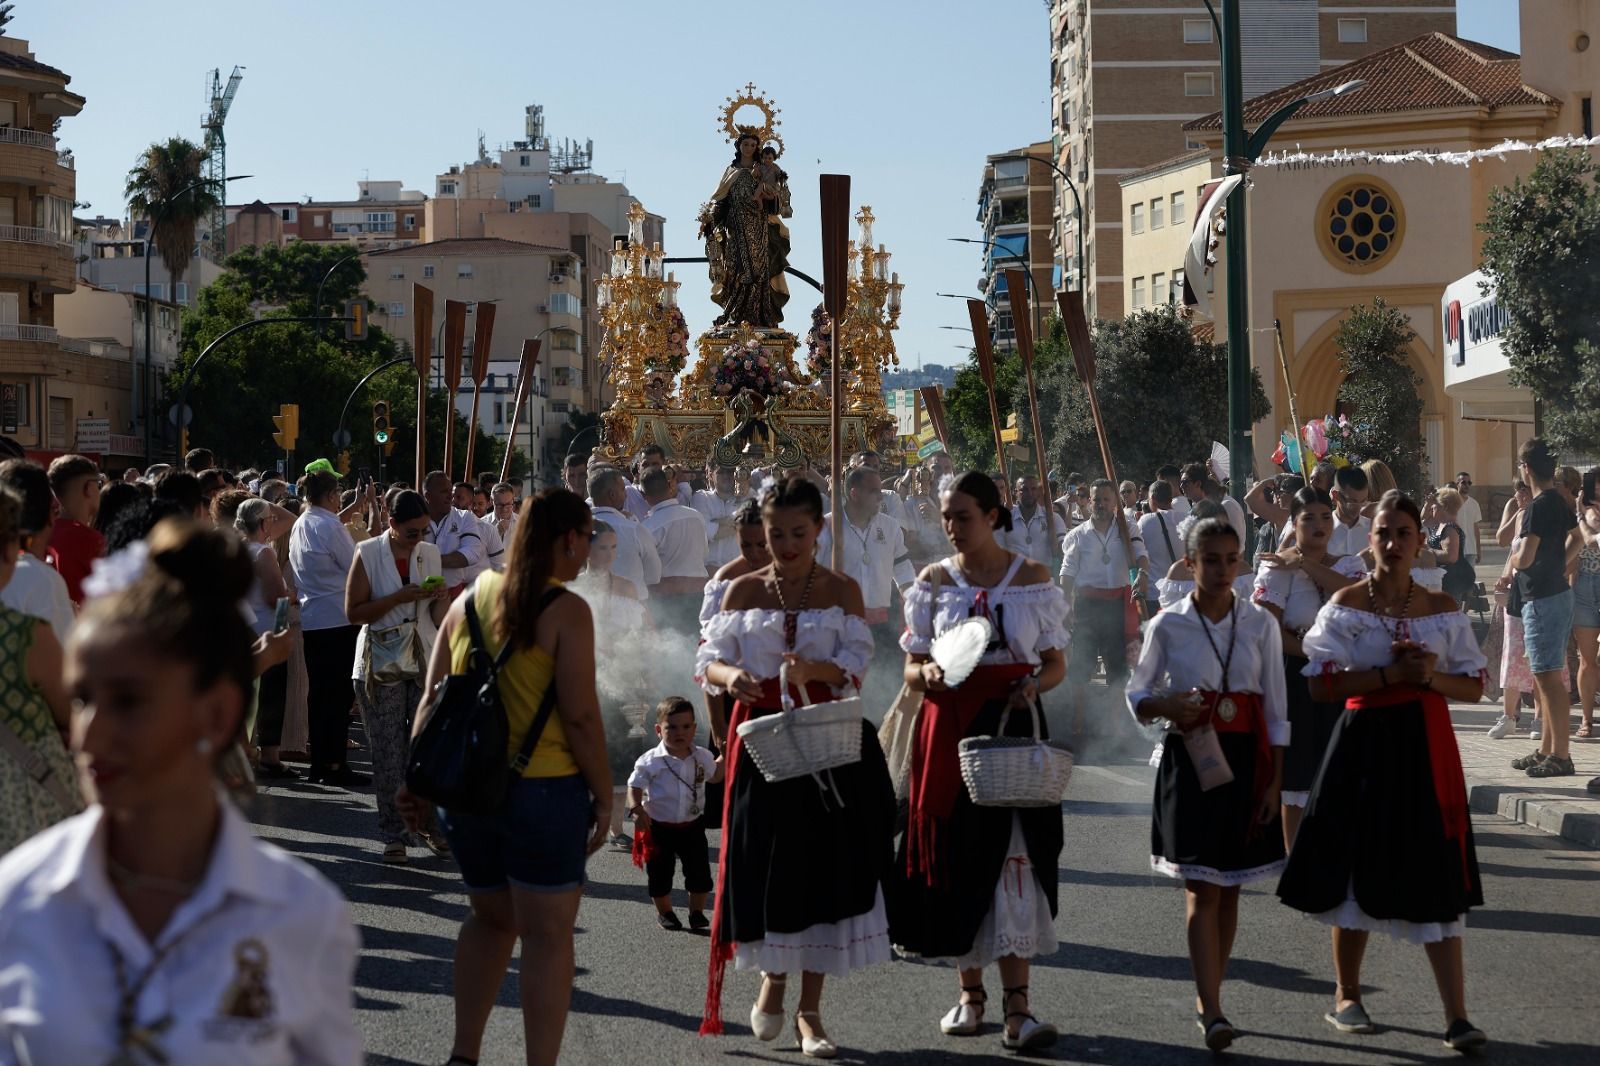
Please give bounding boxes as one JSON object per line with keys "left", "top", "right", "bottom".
{"left": 1468, "top": 783, "right": 1600, "bottom": 849}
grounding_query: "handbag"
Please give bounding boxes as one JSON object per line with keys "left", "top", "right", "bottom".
{"left": 367, "top": 613, "right": 422, "bottom": 687}
{"left": 405, "top": 588, "right": 564, "bottom": 815}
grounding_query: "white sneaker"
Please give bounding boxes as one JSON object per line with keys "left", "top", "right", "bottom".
{"left": 1528, "top": 720, "right": 1543, "bottom": 739}
{"left": 1487, "top": 715, "right": 1519, "bottom": 740}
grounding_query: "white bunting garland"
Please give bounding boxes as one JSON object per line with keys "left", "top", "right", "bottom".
{"left": 1255, "top": 134, "right": 1600, "bottom": 169}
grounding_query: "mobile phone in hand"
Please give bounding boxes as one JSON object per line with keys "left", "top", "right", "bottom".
{"left": 273, "top": 596, "right": 291, "bottom": 633}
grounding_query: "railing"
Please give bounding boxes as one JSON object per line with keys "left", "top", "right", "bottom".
{"left": 0, "top": 225, "right": 70, "bottom": 247}
{"left": 0, "top": 323, "right": 59, "bottom": 343}
{"left": 56, "top": 150, "right": 74, "bottom": 170}
{"left": 0, "top": 126, "right": 57, "bottom": 150}
{"left": 60, "top": 336, "right": 127, "bottom": 359}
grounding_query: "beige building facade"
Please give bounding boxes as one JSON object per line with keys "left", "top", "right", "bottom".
{"left": 1117, "top": 150, "right": 1218, "bottom": 314}
{"left": 1046, "top": 0, "right": 1456, "bottom": 321}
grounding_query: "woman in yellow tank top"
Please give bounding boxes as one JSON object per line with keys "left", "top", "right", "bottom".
{"left": 400, "top": 488, "right": 610, "bottom": 1066}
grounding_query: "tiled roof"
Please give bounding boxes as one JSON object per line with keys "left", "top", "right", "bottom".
{"left": 368, "top": 237, "right": 571, "bottom": 257}
{"left": 1184, "top": 33, "right": 1555, "bottom": 132}
{"left": 234, "top": 200, "right": 277, "bottom": 216}
{"left": 0, "top": 49, "right": 69, "bottom": 81}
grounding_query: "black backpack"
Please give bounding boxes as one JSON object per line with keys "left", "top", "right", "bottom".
{"left": 405, "top": 587, "right": 563, "bottom": 815}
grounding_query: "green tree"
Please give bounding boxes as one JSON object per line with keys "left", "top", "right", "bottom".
{"left": 0, "top": 4, "right": 14, "bottom": 35}
{"left": 942, "top": 350, "right": 1023, "bottom": 472}
{"left": 124, "top": 138, "right": 220, "bottom": 306}
{"left": 1479, "top": 147, "right": 1600, "bottom": 453}
{"left": 1335, "top": 298, "right": 1427, "bottom": 493}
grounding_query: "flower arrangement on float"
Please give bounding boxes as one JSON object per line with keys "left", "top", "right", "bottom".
{"left": 714, "top": 336, "right": 792, "bottom": 399}
{"left": 644, "top": 306, "right": 692, "bottom": 377}
{"left": 1273, "top": 413, "right": 1364, "bottom": 472}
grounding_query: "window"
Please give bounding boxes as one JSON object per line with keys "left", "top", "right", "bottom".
{"left": 439, "top": 181, "right": 457, "bottom": 196}
{"left": 1185, "top": 73, "right": 1216, "bottom": 97}
{"left": 1130, "top": 203, "right": 1144, "bottom": 235}
{"left": 1131, "top": 277, "right": 1146, "bottom": 308}
{"left": 389, "top": 268, "right": 405, "bottom": 280}
{"left": 552, "top": 401, "right": 571, "bottom": 414}
{"left": 1152, "top": 272, "right": 1167, "bottom": 304}
{"left": 519, "top": 154, "right": 531, "bottom": 166}
{"left": 1337, "top": 18, "right": 1368, "bottom": 44}
{"left": 175, "top": 283, "right": 188, "bottom": 305}
{"left": 1584, "top": 96, "right": 1594, "bottom": 139}
{"left": 0, "top": 381, "right": 30, "bottom": 428}
{"left": 1320, "top": 178, "right": 1404, "bottom": 271}
{"left": 280, "top": 207, "right": 298, "bottom": 222}
{"left": 388, "top": 301, "right": 405, "bottom": 317}
{"left": 493, "top": 402, "right": 504, "bottom": 425}
{"left": 1174, "top": 269, "right": 1186, "bottom": 297}
{"left": 1150, "top": 197, "right": 1165, "bottom": 229}
{"left": 552, "top": 329, "right": 579, "bottom": 351}
{"left": 531, "top": 194, "right": 542, "bottom": 209}
{"left": 1170, "top": 191, "right": 1186, "bottom": 225}
{"left": 457, "top": 264, "right": 473, "bottom": 278}
{"left": 404, "top": 214, "right": 415, "bottom": 230}
{"left": 423, "top": 265, "right": 435, "bottom": 279}
{"left": 1183, "top": 18, "right": 1213, "bottom": 44}
{"left": 548, "top": 292, "right": 581, "bottom": 316}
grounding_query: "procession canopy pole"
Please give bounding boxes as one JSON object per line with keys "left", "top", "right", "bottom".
{"left": 1058, "top": 291, "right": 1142, "bottom": 609}
{"left": 919, "top": 385, "right": 950, "bottom": 455}
{"left": 820, "top": 174, "right": 851, "bottom": 573}
{"left": 1272, "top": 319, "right": 1310, "bottom": 480}
{"left": 464, "top": 302, "right": 497, "bottom": 481}
{"left": 1005, "top": 268, "right": 1053, "bottom": 550}
{"left": 965, "top": 299, "right": 1012, "bottom": 506}
{"left": 413, "top": 284, "right": 435, "bottom": 481}
{"left": 441, "top": 299, "right": 468, "bottom": 480}
{"left": 500, "top": 338, "right": 541, "bottom": 483}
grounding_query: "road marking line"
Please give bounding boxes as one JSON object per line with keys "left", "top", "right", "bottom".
{"left": 1076, "top": 765, "right": 1148, "bottom": 789}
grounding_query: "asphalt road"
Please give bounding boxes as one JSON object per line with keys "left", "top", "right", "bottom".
{"left": 248, "top": 720, "right": 1600, "bottom": 1066}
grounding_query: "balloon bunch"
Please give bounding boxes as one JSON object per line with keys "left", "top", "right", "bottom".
{"left": 1272, "top": 414, "right": 1362, "bottom": 472}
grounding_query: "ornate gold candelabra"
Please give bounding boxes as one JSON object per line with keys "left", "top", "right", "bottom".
{"left": 597, "top": 202, "right": 681, "bottom": 408}
{"left": 839, "top": 207, "right": 904, "bottom": 412}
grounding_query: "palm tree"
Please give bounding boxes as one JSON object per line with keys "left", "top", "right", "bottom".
{"left": 124, "top": 137, "right": 220, "bottom": 306}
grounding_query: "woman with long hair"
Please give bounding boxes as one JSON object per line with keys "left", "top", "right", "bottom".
{"left": 0, "top": 521, "right": 360, "bottom": 1063}
{"left": 696, "top": 477, "right": 894, "bottom": 1057}
{"left": 236, "top": 497, "right": 300, "bottom": 779}
{"left": 1359, "top": 460, "right": 1397, "bottom": 512}
{"left": 892, "top": 472, "right": 1069, "bottom": 1052}
{"left": 1252, "top": 488, "right": 1364, "bottom": 846}
{"left": 0, "top": 483, "right": 80, "bottom": 851}
{"left": 1278, "top": 491, "right": 1488, "bottom": 1050}
{"left": 399, "top": 488, "right": 611, "bottom": 1066}
{"left": 1572, "top": 468, "right": 1600, "bottom": 742}
{"left": 1129, "top": 517, "right": 1288, "bottom": 1053}
{"left": 345, "top": 489, "right": 449, "bottom": 864}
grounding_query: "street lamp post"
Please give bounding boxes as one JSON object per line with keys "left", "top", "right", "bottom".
{"left": 142, "top": 173, "right": 250, "bottom": 462}
{"left": 947, "top": 237, "right": 1044, "bottom": 341}
{"left": 988, "top": 153, "right": 1085, "bottom": 294}
{"left": 313, "top": 249, "right": 367, "bottom": 327}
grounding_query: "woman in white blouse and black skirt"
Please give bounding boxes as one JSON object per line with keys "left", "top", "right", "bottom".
{"left": 892, "top": 472, "right": 1069, "bottom": 1053}
{"left": 1252, "top": 487, "right": 1365, "bottom": 848}
{"left": 1277, "top": 490, "right": 1488, "bottom": 1052}
{"left": 695, "top": 477, "right": 894, "bottom": 1058}
{"left": 1128, "top": 516, "right": 1287, "bottom": 1054}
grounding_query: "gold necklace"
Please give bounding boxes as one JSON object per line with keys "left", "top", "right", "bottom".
{"left": 106, "top": 856, "right": 203, "bottom": 896}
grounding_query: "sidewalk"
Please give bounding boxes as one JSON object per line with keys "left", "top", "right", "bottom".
{"left": 1451, "top": 700, "right": 1600, "bottom": 848}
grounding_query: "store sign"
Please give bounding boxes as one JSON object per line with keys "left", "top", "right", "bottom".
{"left": 0, "top": 384, "right": 16, "bottom": 435}
{"left": 1444, "top": 286, "right": 1509, "bottom": 368}
{"left": 76, "top": 418, "right": 111, "bottom": 454}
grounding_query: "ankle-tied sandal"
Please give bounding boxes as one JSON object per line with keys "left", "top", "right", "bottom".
{"left": 1000, "top": 985, "right": 1058, "bottom": 1052}
{"left": 939, "top": 983, "right": 987, "bottom": 1035}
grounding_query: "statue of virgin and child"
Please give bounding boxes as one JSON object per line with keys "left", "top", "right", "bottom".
{"left": 701, "top": 121, "right": 792, "bottom": 330}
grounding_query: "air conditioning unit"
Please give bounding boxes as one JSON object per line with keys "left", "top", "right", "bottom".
{"left": 537, "top": 304, "right": 548, "bottom": 314}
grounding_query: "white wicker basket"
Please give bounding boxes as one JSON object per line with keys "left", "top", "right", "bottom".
{"left": 958, "top": 701, "right": 1074, "bottom": 808}
{"left": 736, "top": 663, "right": 863, "bottom": 784}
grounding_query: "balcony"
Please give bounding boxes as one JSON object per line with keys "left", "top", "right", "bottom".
{"left": 0, "top": 127, "right": 71, "bottom": 189}
{"left": 0, "top": 322, "right": 60, "bottom": 375}
{"left": 0, "top": 227, "right": 74, "bottom": 292}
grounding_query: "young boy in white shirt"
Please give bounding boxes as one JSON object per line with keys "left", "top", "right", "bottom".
{"left": 627, "top": 697, "right": 723, "bottom": 931}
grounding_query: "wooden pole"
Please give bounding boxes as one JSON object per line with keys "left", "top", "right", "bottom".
{"left": 464, "top": 303, "right": 497, "bottom": 481}
{"left": 441, "top": 299, "right": 468, "bottom": 480}
{"left": 1004, "top": 269, "right": 1055, "bottom": 554}
{"left": 965, "top": 299, "right": 1012, "bottom": 506}
{"left": 820, "top": 174, "right": 851, "bottom": 572}
{"left": 1272, "top": 319, "right": 1310, "bottom": 480}
{"left": 919, "top": 386, "right": 950, "bottom": 454}
{"left": 500, "top": 339, "right": 541, "bottom": 484}
{"left": 412, "top": 284, "right": 434, "bottom": 480}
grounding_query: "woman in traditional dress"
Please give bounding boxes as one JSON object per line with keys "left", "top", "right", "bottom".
{"left": 892, "top": 472, "right": 1068, "bottom": 1053}
{"left": 1128, "top": 517, "right": 1287, "bottom": 1053}
{"left": 1277, "top": 490, "right": 1488, "bottom": 1052}
{"left": 1252, "top": 487, "right": 1365, "bottom": 847}
{"left": 696, "top": 477, "right": 893, "bottom": 1058}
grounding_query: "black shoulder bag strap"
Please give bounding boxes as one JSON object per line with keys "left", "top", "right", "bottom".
{"left": 505, "top": 586, "right": 567, "bottom": 775}
{"left": 1157, "top": 513, "right": 1178, "bottom": 575}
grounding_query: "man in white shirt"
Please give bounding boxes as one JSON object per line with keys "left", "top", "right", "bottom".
{"left": 463, "top": 484, "right": 507, "bottom": 573}
{"left": 589, "top": 467, "right": 660, "bottom": 600}
{"left": 818, "top": 466, "right": 915, "bottom": 628}
{"left": 1157, "top": 464, "right": 1191, "bottom": 522}
{"left": 624, "top": 445, "right": 668, "bottom": 521}
{"left": 1180, "top": 462, "right": 1247, "bottom": 542}
{"left": 640, "top": 469, "right": 706, "bottom": 637}
{"left": 1138, "top": 480, "right": 1184, "bottom": 612}
{"left": 491, "top": 481, "right": 519, "bottom": 543}
{"left": 1329, "top": 464, "right": 1372, "bottom": 557}
{"left": 1005, "top": 475, "right": 1056, "bottom": 564}
{"left": 1059, "top": 479, "right": 1148, "bottom": 730}
{"left": 693, "top": 464, "right": 744, "bottom": 572}
{"left": 0, "top": 459, "right": 74, "bottom": 642}
{"left": 563, "top": 454, "right": 588, "bottom": 496}
{"left": 1454, "top": 470, "right": 1484, "bottom": 565}
{"left": 422, "top": 471, "right": 485, "bottom": 594}
{"left": 849, "top": 449, "right": 911, "bottom": 530}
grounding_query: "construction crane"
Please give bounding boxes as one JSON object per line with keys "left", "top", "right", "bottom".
{"left": 201, "top": 65, "right": 244, "bottom": 260}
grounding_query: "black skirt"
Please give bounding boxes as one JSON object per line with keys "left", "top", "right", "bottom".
{"left": 1278, "top": 697, "right": 1483, "bottom": 923}
{"left": 1282, "top": 654, "right": 1344, "bottom": 796}
{"left": 1152, "top": 731, "right": 1285, "bottom": 884}
{"left": 888, "top": 695, "right": 1064, "bottom": 959}
{"left": 721, "top": 713, "right": 895, "bottom": 943}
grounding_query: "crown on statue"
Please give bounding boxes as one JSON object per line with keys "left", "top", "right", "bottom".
{"left": 719, "top": 83, "right": 784, "bottom": 159}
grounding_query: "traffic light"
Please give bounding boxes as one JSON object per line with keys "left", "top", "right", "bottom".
{"left": 272, "top": 403, "right": 300, "bottom": 451}
{"left": 371, "top": 400, "right": 390, "bottom": 445}
{"left": 336, "top": 450, "right": 351, "bottom": 475}
{"left": 344, "top": 300, "right": 368, "bottom": 342}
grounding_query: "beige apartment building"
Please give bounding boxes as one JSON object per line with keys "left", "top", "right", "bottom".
{"left": 1118, "top": 150, "right": 1218, "bottom": 314}
{"left": 973, "top": 142, "right": 1057, "bottom": 348}
{"left": 1046, "top": 0, "right": 1456, "bottom": 321}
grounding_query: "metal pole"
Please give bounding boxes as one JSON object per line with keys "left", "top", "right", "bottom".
{"left": 1221, "top": 0, "right": 1251, "bottom": 508}
{"left": 334, "top": 355, "right": 411, "bottom": 449}
{"left": 314, "top": 250, "right": 365, "bottom": 327}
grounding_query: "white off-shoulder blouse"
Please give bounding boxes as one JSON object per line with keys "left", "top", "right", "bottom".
{"left": 1126, "top": 595, "right": 1290, "bottom": 745}
{"left": 699, "top": 577, "right": 731, "bottom": 626}
{"left": 899, "top": 564, "right": 1069, "bottom": 667}
{"left": 1252, "top": 554, "right": 1367, "bottom": 633}
{"left": 1299, "top": 604, "right": 1487, "bottom": 679}
{"left": 1156, "top": 571, "right": 1256, "bottom": 610}
{"left": 695, "top": 607, "right": 873, "bottom": 696}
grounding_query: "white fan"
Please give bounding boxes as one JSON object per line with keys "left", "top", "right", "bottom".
{"left": 1209, "top": 441, "right": 1230, "bottom": 485}
{"left": 931, "top": 617, "right": 994, "bottom": 688}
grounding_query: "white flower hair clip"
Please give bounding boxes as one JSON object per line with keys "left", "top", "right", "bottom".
{"left": 81, "top": 541, "right": 150, "bottom": 602}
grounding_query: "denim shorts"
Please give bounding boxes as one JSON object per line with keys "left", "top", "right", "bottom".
{"left": 1574, "top": 570, "right": 1600, "bottom": 631}
{"left": 1521, "top": 588, "right": 1575, "bottom": 676}
{"left": 437, "top": 774, "right": 592, "bottom": 893}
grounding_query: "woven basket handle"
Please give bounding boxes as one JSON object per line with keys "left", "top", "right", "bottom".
{"left": 995, "top": 686, "right": 1043, "bottom": 740}
{"left": 779, "top": 660, "right": 816, "bottom": 712}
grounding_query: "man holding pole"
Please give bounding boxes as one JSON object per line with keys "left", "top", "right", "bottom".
{"left": 1059, "top": 479, "right": 1148, "bottom": 734}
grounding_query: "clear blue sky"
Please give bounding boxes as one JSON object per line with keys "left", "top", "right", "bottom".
{"left": 26, "top": 0, "right": 1517, "bottom": 371}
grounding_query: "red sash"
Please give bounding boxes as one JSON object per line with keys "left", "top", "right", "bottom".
{"left": 1197, "top": 691, "right": 1272, "bottom": 828}
{"left": 700, "top": 676, "right": 834, "bottom": 1036}
{"left": 1346, "top": 686, "right": 1473, "bottom": 892}
{"left": 906, "top": 663, "right": 1033, "bottom": 888}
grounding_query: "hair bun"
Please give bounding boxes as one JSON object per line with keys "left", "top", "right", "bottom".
{"left": 145, "top": 519, "right": 254, "bottom": 605}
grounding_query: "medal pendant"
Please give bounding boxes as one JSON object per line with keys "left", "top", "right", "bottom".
{"left": 690, "top": 803, "right": 700, "bottom": 817}
{"left": 1216, "top": 696, "right": 1237, "bottom": 723}
{"left": 1101, "top": 550, "right": 1110, "bottom": 564}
